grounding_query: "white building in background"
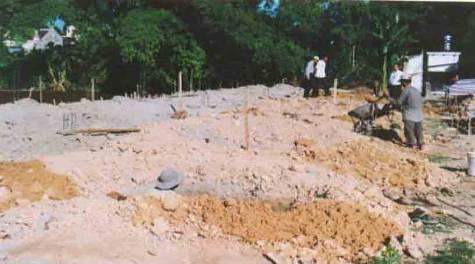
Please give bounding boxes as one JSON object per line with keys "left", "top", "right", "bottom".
{"left": 3, "top": 25, "right": 77, "bottom": 54}
{"left": 22, "top": 28, "right": 63, "bottom": 53}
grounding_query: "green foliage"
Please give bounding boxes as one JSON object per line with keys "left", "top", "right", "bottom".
{"left": 0, "top": 0, "right": 474, "bottom": 93}
{"left": 371, "top": 246, "right": 401, "bottom": 264}
{"left": 426, "top": 240, "right": 475, "bottom": 264}
{"left": 427, "top": 153, "right": 456, "bottom": 164}
{"left": 191, "top": 0, "right": 304, "bottom": 83}
{"left": 461, "top": 11, "right": 475, "bottom": 76}
{"left": 273, "top": 0, "right": 325, "bottom": 49}
{"left": 323, "top": 1, "right": 422, "bottom": 86}
{"left": 116, "top": 9, "right": 205, "bottom": 88}
{"left": 116, "top": 9, "right": 167, "bottom": 67}
{"left": 6, "top": 0, "right": 80, "bottom": 42}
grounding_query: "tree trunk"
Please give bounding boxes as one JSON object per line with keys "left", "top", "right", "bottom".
{"left": 382, "top": 51, "right": 388, "bottom": 95}
{"left": 352, "top": 45, "right": 356, "bottom": 70}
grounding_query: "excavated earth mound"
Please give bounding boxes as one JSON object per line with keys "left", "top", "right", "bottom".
{"left": 0, "top": 160, "right": 78, "bottom": 212}
{"left": 294, "top": 138, "right": 455, "bottom": 190}
{"left": 132, "top": 195, "right": 402, "bottom": 261}
{"left": 317, "top": 139, "right": 429, "bottom": 188}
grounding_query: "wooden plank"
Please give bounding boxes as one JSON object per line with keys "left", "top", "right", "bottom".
{"left": 39, "top": 76, "right": 43, "bottom": 103}
{"left": 59, "top": 128, "right": 141, "bottom": 136}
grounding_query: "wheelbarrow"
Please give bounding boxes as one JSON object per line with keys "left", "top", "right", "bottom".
{"left": 348, "top": 99, "right": 396, "bottom": 135}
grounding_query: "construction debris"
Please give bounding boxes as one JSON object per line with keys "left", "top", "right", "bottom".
{"left": 0, "top": 84, "right": 472, "bottom": 263}
{"left": 59, "top": 128, "right": 141, "bottom": 136}
{"left": 106, "top": 191, "right": 127, "bottom": 201}
{"left": 171, "top": 110, "right": 188, "bottom": 119}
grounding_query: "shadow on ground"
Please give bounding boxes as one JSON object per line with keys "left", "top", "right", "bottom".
{"left": 371, "top": 127, "right": 403, "bottom": 144}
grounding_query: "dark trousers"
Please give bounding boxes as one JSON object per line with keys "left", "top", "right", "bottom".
{"left": 404, "top": 120, "right": 424, "bottom": 147}
{"left": 316, "top": 78, "right": 330, "bottom": 96}
{"left": 389, "top": 85, "right": 402, "bottom": 99}
{"left": 303, "top": 76, "right": 316, "bottom": 98}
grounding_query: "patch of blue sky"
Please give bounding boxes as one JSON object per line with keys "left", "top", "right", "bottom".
{"left": 47, "top": 17, "right": 65, "bottom": 32}
{"left": 257, "top": 0, "right": 280, "bottom": 17}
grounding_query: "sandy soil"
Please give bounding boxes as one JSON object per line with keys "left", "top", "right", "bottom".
{"left": 0, "top": 84, "right": 472, "bottom": 264}
{"left": 0, "top": 161, "right": 77, "bottom": 212}
{"left": 132, "top": 194, "right": 402, "bottom": 262}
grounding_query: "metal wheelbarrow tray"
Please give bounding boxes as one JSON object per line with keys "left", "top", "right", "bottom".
{"left": 348, "top": 102, "right": 394, "bottom": 134}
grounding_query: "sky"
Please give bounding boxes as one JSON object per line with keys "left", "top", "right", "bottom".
{"left": 257, "top": 0, "right": 280, "bottom": 17}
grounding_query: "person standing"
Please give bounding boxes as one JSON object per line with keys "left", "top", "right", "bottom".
{"left": 398, "top": 74, "right": 424, "bottom": 150}
{"left": 315, "top": 56, "right": 329, "bottom": 96}
{"left": 303, "top": 56, "right": 318, "bottom": 98}
{"left": 388, "top": 64, "right": 403, "bottom": 99}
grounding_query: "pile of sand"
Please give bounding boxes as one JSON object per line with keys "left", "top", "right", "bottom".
{"left": 317, "top": 140, "right": 432, "bottom": 188}
{"left": 132, "top": 195, "right": 401, "bottom": 260}
{"left": 0, "top": 160, "right": 78, "bottom": 212}
{"left": 294, "top": 138, "right": 437, "bottom": 189}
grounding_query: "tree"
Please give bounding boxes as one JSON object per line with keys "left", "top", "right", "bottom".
{"left": 116, "top": 9, "right": 205, "bottom": 92}
{"left": 6, "top": 0, "right": 81, "bottom": 42}
{"left": 187, "top": 0, "right": 304, "bottom": 85}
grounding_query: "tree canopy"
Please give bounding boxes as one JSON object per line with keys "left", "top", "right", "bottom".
{"left": 0, "top": 0, "right": 474, "bottom": 93}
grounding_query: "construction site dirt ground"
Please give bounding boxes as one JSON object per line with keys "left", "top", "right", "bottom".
{"left": 0, "top": 85, "right": 473, "bottom": 264}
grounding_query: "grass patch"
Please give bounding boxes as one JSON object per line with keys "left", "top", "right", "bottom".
{"left": 371, "top": 246, "right": 401, "bottom": 264}
{"left": 409, "top": 209, "right": 454, "bottom": 235}
{"left": 427, "top": 153, "right": 456, "bottom": 164}
{"left": 420, "top": 215, "right": 455, "bottom": 235}
{"left": 426, "top": 240, "right": 475, "bottom": 264}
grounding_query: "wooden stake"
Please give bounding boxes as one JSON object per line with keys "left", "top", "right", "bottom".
{"left": 28, "top": 87, "right": 34, "bottom": 99}
{"left": 244, "top": 86, "right": 250, "bottom": 151}
{"left": 190, "top": 69, "right": 194, "bottom": 91}
{"left": 332, "top": 78, "right": 338, "bottom": 104}
{"left": 178, "top": 71, "right": 183, "bottom": 110}
{"left": 91, "top": 78, "right": 95, "bottom": 101}
{"left": 352, "top": 45, "right": 356, "bottom": 70}
{"left": 39, "top": 76, "right": 43, "bottom": 103}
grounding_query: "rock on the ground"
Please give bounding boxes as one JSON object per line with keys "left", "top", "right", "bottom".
{"left": 388, "top": 235, "right": 404, "bottom": 255}
{"left": 402, "top": 232, "right": 426, "bottom": 260}
{"left": 161, "top": 195, "right": 181, "bottom": 212}
{"left": 0, "top": 186, "right": 11, "bottom": 201}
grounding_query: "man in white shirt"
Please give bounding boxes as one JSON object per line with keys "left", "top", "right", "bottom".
{"left": 315, "top": 56, "right": 329, "bottom": 96}
{"left": 303, "top": 56, "right": 318, "bottom": 98}
{"left": 388, "top": 64, "right": 403, "bottom": 99}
